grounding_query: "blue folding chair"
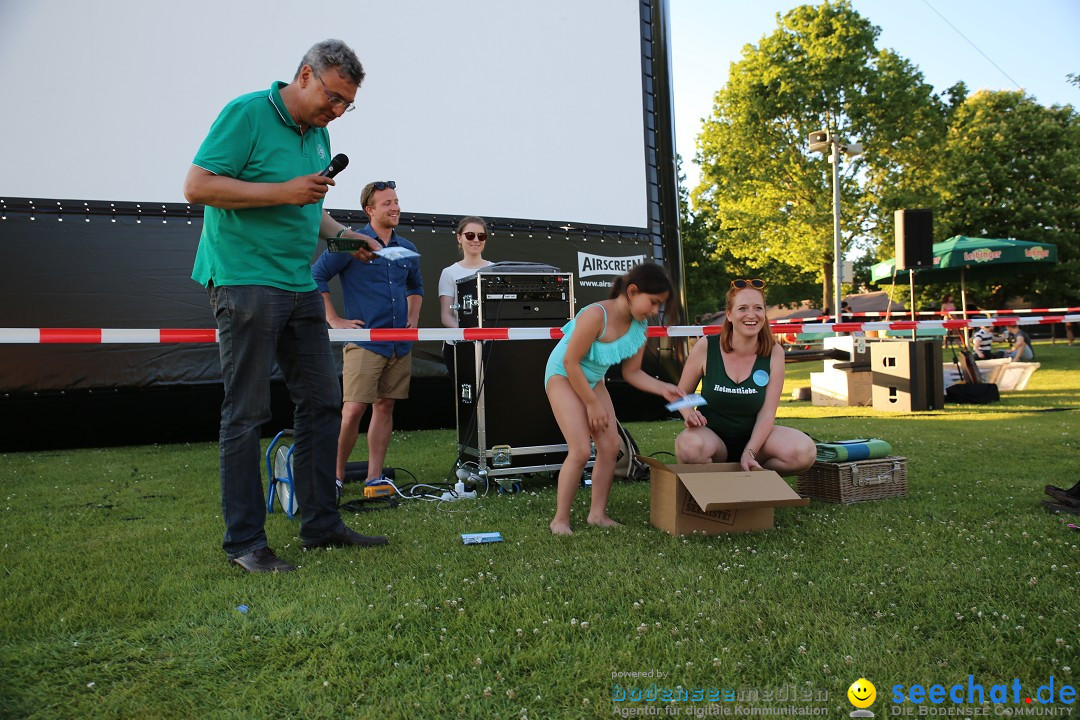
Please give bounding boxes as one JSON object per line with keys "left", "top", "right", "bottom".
{"left": 265, "top": 429, "right": 298, "bottom": 519}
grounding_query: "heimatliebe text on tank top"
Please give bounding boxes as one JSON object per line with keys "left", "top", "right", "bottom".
{"left": 713, "top": 386, "right": 759, "bottom": 395}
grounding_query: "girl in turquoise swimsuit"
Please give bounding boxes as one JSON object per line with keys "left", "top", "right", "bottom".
{"left": 545, "top": 263, "right": 684, "bottom": 535}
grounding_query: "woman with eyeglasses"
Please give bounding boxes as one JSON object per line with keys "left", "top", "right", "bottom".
{"left": 673, "top": 279, "right": 815, "bottom": 474}
{"left": 438, "top": 217, "right": 494, "bottom": 372}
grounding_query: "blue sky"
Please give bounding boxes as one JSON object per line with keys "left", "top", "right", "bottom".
{"left": 670, "top": 0, "right": 1080, "bottom": 191}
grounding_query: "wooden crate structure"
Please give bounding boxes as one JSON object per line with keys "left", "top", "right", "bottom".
{"left": 796, "top": 456, "right": 908, "bottom": 504}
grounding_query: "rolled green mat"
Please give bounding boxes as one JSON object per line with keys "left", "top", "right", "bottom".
{"left": 815, "top": 438, "right": 893, "bottom": 462}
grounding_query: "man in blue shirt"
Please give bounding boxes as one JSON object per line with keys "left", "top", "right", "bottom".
{"left": 313, "top": 181, "right": 424, "bottom": 487}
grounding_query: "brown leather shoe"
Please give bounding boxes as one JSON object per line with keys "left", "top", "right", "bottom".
{"left": 1044, "top": 485, "right": 1080, "bottom": 508}
{"left": 231, "top": 547, "right": 296, "bottom": 573}
{"left": 303, "top": 526, "right": 389, "bottom": 549}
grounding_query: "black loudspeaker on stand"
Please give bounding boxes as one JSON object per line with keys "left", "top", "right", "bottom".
{"left": 895, "top": 209, "right": 933, "bottom": 270}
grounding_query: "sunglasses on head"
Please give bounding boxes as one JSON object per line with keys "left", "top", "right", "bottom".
{"left": 362, "top": 181, "right": 397, "bottom": 209}
{"left": 731, "top": 278, "right": 766, "bottom": 289}
{"left": 461, "top": 231, "right": 487, "bottom": 242}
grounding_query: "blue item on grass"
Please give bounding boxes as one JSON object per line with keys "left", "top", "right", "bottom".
{"left": 815, "top": 438, "right": 893, "bottom": 462}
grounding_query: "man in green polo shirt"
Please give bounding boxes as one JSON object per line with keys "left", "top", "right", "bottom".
{"left": 184, "top": 39, "right": 388, "bottom": 573}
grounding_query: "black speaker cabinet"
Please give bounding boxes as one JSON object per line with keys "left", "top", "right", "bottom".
{"left": 895, "top": 209, "right": 933, "bottom": 270}
{"left": 456, "top": 271, "right": 574, "bottom": 328}
{"left": 870, "top": 339, "right": 945, "bottom": 412}
{"left": 454, "top": 271, "right": 580, "bottom": 477}
{"left": 455, "top": 339, "right": 578, "bottom": 476}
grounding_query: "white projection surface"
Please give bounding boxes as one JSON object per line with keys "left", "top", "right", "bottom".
{"left": 0, "top": 0, "right": 648, "bottom": 227}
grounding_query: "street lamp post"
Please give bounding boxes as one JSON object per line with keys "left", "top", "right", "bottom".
{"left": 809, "top": 129, "right": 862, "bottom": 323}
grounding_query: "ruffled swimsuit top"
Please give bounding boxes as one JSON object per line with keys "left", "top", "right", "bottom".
{"left": 544, "top": 303, "right": 647, "bottom": 388}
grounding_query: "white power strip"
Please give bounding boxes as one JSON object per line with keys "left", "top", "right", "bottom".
{"left": 440, "top": 481, "right": 478, "bottom": 502}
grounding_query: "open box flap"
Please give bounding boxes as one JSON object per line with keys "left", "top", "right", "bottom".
{"left": 680, "top": 469, "right": 810, "bottom": 510}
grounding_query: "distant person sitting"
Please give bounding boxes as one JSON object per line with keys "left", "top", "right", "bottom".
{"left": 1009, "top": 327, "right": 1035, "bottom": 362}
{"left": 940, "top": 294, "right": 956, "bottom": 318}
{"left": 971, "top": 326, "right": 1003, "bottom": 360}
{"left": 940, "top": 294, "right": 962, "bottom": 347}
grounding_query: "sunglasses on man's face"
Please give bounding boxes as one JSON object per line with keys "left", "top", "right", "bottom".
{"left": 731, "top": 278, "right": 766, "bottom": 289}
{"left": 461, "top": 232, "right": 487, "bottom": 242}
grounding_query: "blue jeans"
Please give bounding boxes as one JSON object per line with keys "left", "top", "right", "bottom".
{"left": 210, "top": 284, "right": 344, "bottom": 558}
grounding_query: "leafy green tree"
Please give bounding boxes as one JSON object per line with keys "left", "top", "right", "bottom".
{"left": 691, "top": 1, "right": 951, "bottom": 310}
{"left": 933, "top": 90, "right": 1080, "bottom": 309}
{"left": 679, "top": 156, "right": 817, "bottom": 319}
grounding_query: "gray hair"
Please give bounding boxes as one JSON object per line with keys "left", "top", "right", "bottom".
{"left": 295, "top": 39, "right": 365, "bottom": 86}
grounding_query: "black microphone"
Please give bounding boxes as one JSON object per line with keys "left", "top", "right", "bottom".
{"left": 318, "top": 153, "right": 349, "bottom": 179}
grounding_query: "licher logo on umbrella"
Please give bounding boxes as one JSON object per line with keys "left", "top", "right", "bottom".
{"left": 1025, "top": 246, "right": 1051, "bottom": 260}
{"left": 963, "top": 248, "right": 1002, "bottom": 263}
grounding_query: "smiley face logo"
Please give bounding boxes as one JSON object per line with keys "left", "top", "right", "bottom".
{"left": 847, "top": 678, "right": 876, "bottom": 709}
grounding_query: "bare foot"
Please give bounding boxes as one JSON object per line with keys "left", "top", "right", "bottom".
{"left": 549, "top": 519, "right": 573, "bottom": 535}
{"left": 587, "top": 515, "right": 622, "bottom": 528}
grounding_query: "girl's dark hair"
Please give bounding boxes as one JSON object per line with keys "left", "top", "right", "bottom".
{"left": 609, "top": 262, "right": 674, "bottom": 303}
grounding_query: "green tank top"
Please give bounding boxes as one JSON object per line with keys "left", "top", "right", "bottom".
{"left": 699, "top": 335, "right": 772, "bottom": 437}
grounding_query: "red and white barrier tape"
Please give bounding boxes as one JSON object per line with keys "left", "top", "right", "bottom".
{"left": 772, "top": 306, "right": 1080, "bottom": 322}
{"left": 2, "top": 315, "right": 1078, "bottom": 344}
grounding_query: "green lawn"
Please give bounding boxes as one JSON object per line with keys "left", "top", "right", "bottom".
{"left": 2, "top": 344, "right": 1077, "bottom": 719}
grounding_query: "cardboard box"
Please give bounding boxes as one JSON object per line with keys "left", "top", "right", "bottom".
{"left": 641, "top": 456, "right": 809, "bottom": 536}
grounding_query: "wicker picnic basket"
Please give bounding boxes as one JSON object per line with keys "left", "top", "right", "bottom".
{"left": 796, "top": 456, "right": 908, "bottom": 504}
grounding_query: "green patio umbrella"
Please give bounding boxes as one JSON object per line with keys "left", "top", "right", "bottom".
{"left": 870, "top": 235, "right": 1059, "bottom": 320}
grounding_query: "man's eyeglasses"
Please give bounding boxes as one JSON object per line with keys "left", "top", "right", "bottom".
{"left": 731, "top": 278, "right": 766, "bottom": 289}
{"left": 372, "top": 181, "right": 396, "bottom": 191}
{"left": 461, "top": 232, "right": 487, "bottom": 242}
{"left": 312, "top": 70, "right": 355, "bottom": 112}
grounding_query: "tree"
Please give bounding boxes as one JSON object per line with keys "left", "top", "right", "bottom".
{"left": 691, "top": 1, "right": 951, "bottom": 310}
{"left": 679, "top": 156, "right": 819, "bottom": 318}
{"left": 933, "top": 90, "right": 1080, "bottom": 308}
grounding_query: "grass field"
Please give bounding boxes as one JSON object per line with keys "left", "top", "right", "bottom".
{"left": 2, "top": 344, "right": 1077, "bottom": 719}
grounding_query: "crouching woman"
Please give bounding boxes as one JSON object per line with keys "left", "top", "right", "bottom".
{"left": 674, "top": 280, "right": 815, "bottom": 474}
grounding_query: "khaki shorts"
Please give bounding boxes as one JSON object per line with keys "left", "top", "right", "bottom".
{"left": 342, "top": 345, "right": 412, "bottom": 403}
